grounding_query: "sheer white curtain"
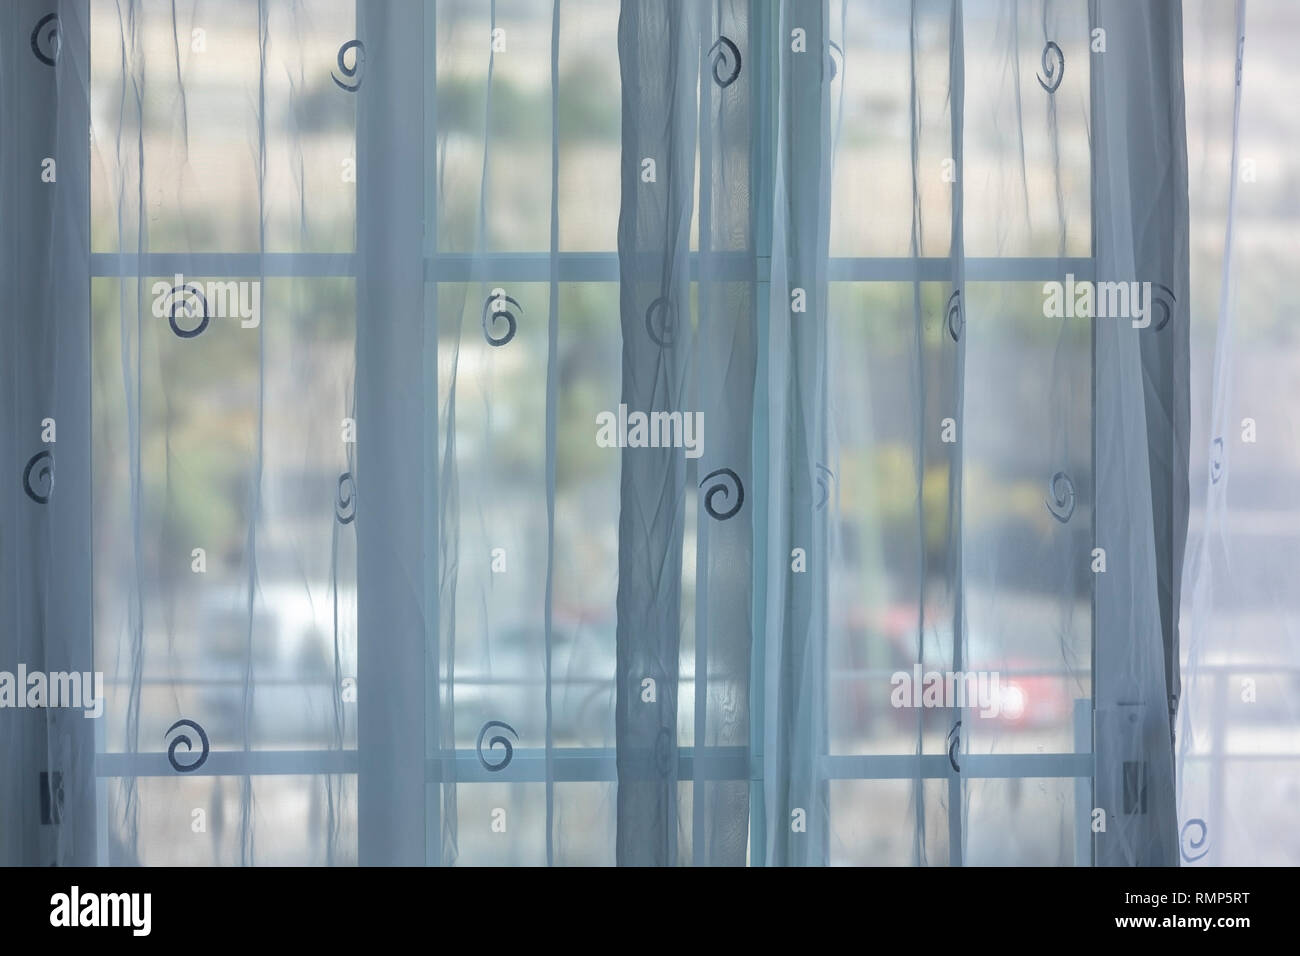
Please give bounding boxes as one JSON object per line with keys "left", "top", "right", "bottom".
{"left": 1178, "top": 0, "right": 1300, "bottom": 867}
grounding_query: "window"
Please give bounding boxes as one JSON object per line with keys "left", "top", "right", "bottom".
{"left": 81, "top": 0, "right": 1101, "bottom": 866}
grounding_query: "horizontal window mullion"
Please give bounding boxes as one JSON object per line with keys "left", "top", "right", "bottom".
{"left": 427, "top": 251, "right": 757, "bottom": 282}
{"left": 95, "top": 749, "right": 358, "bottom": 777}
{"left": 94, "top": 747, "right": 1096, "bottom": 782}
{"left": 91, "top": 251, "right": 1093, "bottom": 284}
{"left": 821, "top": 752, "right": 1094, "bottom": 780}
{"left": 429, "top": 254, "right": 1092, "bottom": 284}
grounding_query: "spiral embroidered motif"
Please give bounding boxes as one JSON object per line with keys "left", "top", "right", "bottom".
{"left": 814, "top": 463, "right": 834, "bottom": 511}
{"left": 645, "top": 296, "right": 676, "bottom": 348}
{"left": 336, "top": 472, "right": 356, "bottom": 524}
{"left": 1037, "top": 41, "right": 1064, "bottom": 93}
{"left": 828, "top": 41, "right": 844, "bottom": 81}
{"left": 1180, "top": 818, "right": 1209, "bottom": 862}
{"left": 477, "top": 720, "right": 518, "bottom": 772}
{"left": 23, "top": 451, "right": 54, "bottom": 504}
{"left": 165, "top": 719, "right": 210, "bottom": 773}
{"left": 709, "top": 36, "right": 741, "bottom": 88}
{"left": 946, "top": 289, "right": 964, "bottom": 343}
{"left": 482, "top": 288, "right": 521, "bottom": 347}
{"left": 1210, "top": 438, "right": 1224, "bottom": 485}
{"left": 332, "top": 40, "right": 365, "bottom": 92}
{"left": 700, "top": 467, "right": 744, "bottom": 521}
{"left": 1152, "top": 283, "right": 1176, "bottom": 332}
{"left": 1045, "top": 471, "right": 1076, "bottom": 523}
{"left": 161, "top": 282, "right": 210, "bottom": 339}
{"left": 31, "top": 13, "right": 60, "bottom": 66}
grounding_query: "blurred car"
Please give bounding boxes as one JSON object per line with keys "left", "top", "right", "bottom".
{"left": 834, "top": 602, "right": 1074, "bottom": 735}
{"left": 189, "top": 582, "right": 352, "bottom": 749}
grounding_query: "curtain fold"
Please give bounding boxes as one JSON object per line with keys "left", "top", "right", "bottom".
{"left": 1089, "top": 0, "right": 1189, "bottom": 867}
{"left": 758, "top": 0, "right": 833, "bottom": 867}
{"left": 1, "top": 0, "right": 95, "bottom": 868}
{"left": 690, "top": 0, "right": 756, "bottom": 870}
{"left": 614, "top": 0, "right": 698, "bottom": 867}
